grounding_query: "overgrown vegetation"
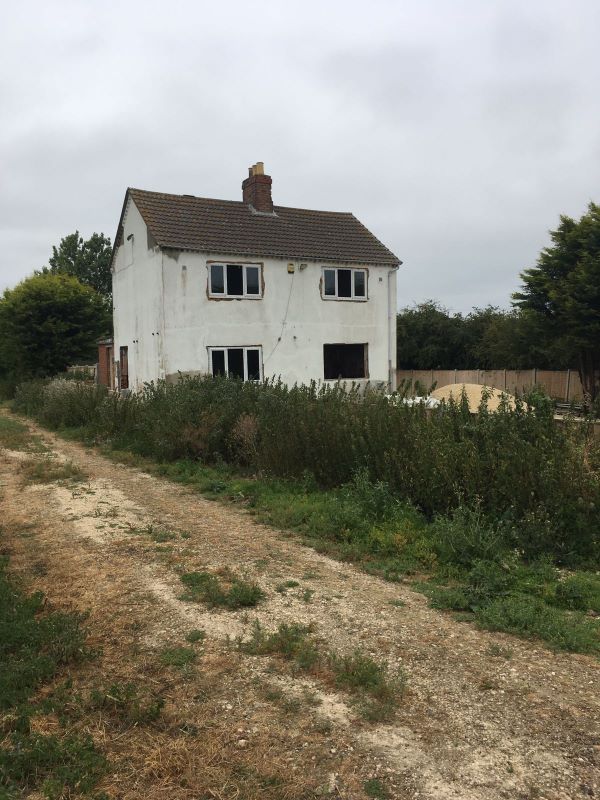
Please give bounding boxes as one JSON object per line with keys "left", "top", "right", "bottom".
{"left": 9, "top": 375, "right": 600, "bottom": 654}
{"left": 0, "top": 546, "right": 107, "bottom": 799}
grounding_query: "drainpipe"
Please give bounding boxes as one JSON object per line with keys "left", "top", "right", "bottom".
{"left": 387, "top": 265, "right": 400, "bottom": 392}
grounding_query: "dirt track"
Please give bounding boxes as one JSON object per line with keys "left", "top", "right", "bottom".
{"left": 1, "top": 412, "right": 598, "bottom": 800}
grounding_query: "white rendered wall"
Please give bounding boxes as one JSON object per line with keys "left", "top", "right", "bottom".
{"left": 112, "top": 200, "right": 164, "bottom": 388}
{"left": 113, "top": 199, "right": 397, "bottom": 390}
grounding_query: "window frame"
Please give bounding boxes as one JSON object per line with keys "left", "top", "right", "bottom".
{"left": 321, "top": 267, "right": 368, "bottom": 301}
{"left": 207, "top": 261, "right": 263, "bottom": 299}
{"left": 208, "top": 346, "right": 263, "bottom": 382}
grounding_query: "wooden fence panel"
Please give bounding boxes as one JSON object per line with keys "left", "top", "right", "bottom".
{"left": 396, "top": 369, "right": 584, "bottom": 402}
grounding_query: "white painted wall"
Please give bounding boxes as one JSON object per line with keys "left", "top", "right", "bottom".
{"left": 112, "top": 199, "right": 164, "bottom": 387}
{"left": 113, "top": 199, "right": 397, "bottom": 391}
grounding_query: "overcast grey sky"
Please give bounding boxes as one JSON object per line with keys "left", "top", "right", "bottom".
{"left": 2, "top": 0, "right": 599, "bottom": 312}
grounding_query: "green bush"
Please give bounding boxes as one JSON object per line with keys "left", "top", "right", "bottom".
{"left": 431, "top": 506, "right": 510, "bottom": 567}
{"left": 552, "top": 573, "right": 600, "bottom": 612}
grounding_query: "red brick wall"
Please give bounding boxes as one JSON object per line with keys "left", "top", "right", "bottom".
{"left": 242, "top": 174, "right": 273, "bottom": 213}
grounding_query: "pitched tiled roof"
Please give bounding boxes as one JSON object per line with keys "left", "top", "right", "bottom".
{"left": 116, "top": 188, "right": 400, "bottom": 267}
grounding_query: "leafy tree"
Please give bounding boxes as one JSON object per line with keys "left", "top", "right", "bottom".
{"left": 513, "top": 202, "right": 600, "bottom": 404}
{"left": 397, "top": 303, "right": 577, "bottom": 371}
{"left": 0, "top": 273, "right": 111, "bottom": 380}
{"left": 46, "top": 231, "right": 112, "bottom": 302}
{"left": 396, "top": 301, "right": 468, "bottom": 369}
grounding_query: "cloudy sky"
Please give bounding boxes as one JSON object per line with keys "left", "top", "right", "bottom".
{"left": 1, "top": 0, "right": 599, "bottom": 312}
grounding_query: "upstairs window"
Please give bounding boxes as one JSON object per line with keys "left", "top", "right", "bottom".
{"left": 209, "top": 263, "right": 262, "bottom": 298}
{"left": 209, "top": 346, "right": 262, "bottom": 381}
{"left": 322, "top": 267, "right": 367, "bottom": 300}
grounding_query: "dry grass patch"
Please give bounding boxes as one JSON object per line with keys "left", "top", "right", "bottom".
{"left": 19, "top": 457, "right": 87, "bottom": 485}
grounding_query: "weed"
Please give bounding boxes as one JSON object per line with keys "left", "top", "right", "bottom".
{"left": 275, "top": 579, "right": 300, "bottom": 593}
{"left": 149, "top": 528, "right": 176, "bottom": 543}
{"left": 389, "top": 599, "right": 406, "bottom": 607}
{"left": 364, "top": 778, "right": 389, "bottom": 799}
{"left": 180, "top": 570, "right": 264, "bottom": 610}
{"left": 487, "top": 643, "right": 513, "bottom": 659}
{"left": 281, "top": 696, "right": 302, "bottom": 714}
{"left": 302, "top": 588, "right": 315, "bottom": 603}
{"left": 240, "top": 621, "right": 320, "bottom": 672}
{"left": 185, "top": 628, "right": 206, "bottom": 643}
{"left": 328, "top": 650, "right": 406, "bottom": 720}
{"left": 19, "top": 458, "right": 87, "bottom": 485}
{"left": 88, "top": 682, "right": 164, "bottom": 725}
{"left": 159, "top": 646, "right": 197, "bottom": 669}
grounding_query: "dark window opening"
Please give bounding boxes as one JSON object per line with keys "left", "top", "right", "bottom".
{"left": 226, "top": 265, "right": 243, "bottom": 295}
{"left": 246, "top": 266, "right": 260, "bottom": 295}
{"left": 210, "top": 263, "right": 224, "bottom": 293}
{"left": 337, "top": 269, "right": 352, "bottom": 298}
{"left": 247, "top": 348, "right": 260, "bottom": 380}
{"left": 212, "top": 350, "right": 225, "bottom": 376}
{"left": 324, "top": 269, "right": 336, "bottom": 296}
{"left": 227, "top": 348, "right": 245, "bottom": 378}
{"left": 323, "top": 343, "right": 367, "bottom": 380}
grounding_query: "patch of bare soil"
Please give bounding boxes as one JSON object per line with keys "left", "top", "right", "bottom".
{"left": 1, "top": 412, "right": 598, "bottom": 800}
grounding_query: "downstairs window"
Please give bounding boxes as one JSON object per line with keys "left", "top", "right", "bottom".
{"left": 323, "top": 343, "right": 368, "bottom": 380}
{"left": 209, "top": 346, "right": 262, "bottom": 381}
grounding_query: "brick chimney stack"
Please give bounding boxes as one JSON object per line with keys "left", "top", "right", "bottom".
{"left": 242, "top": 162, "right": 273, "bottom": 213}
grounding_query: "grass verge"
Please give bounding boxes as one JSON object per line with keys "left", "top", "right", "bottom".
{"left": 0, "top": 545, "right": 106, "bottom": 799}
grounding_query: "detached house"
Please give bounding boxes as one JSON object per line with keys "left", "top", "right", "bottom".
{"left": 106, "top": 163, "right": 401, "bottom": 391}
